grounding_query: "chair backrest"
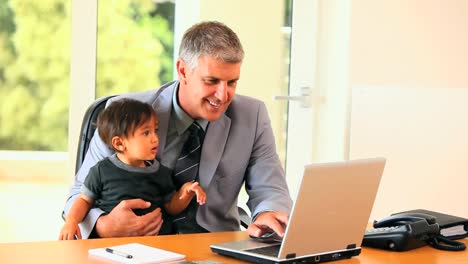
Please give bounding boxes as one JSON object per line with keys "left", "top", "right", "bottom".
{"left": 75, "top": 95, "right": 115, "bottom": 173}
{"left": 74, "top": 94, "right": 251, "bottom": 228}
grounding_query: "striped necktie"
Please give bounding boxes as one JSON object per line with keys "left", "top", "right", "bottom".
{"left": 172, "top": 122, "right": 208, "bottom": 233}
{"left": 173, "top": 122, "right": 204, "bottom": 188}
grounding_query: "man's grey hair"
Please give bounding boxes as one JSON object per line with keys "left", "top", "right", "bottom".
{"left": 179, "top": 21, "right": 244, "bottom": 70}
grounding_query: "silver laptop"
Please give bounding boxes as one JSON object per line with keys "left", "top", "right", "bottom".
{"left": 211, "top": 158, "right": 386, "bottom": 263}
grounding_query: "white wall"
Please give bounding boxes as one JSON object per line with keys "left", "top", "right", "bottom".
{"left": 348, "top": 0, "right": 468, "bottom": 220}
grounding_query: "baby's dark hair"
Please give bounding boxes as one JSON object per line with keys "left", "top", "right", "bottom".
{"left": 97, "top": 98, "right": 156, "bottom": 152}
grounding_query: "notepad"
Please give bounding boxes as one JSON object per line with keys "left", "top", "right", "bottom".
{"left": 88, "top": 243, "right": 185, "bottom": 264}
{"left": 397, "top": 209, "right": 468, "bottom": 240}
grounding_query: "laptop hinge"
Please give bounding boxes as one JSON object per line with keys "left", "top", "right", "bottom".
{"left": 285, "top": 253, "right": 296, "bottom": 259}
{"left": 346, "top": 244, "right": 357, "bottom": 249}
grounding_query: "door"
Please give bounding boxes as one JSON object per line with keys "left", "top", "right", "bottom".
{"left": 285, "top": 0, "right": 351, "bottom": 197}
{"left": 283, "top": 0, "right": 319, "bottom": 197}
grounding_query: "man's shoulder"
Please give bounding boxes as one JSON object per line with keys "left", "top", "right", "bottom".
{"left": 230, "top": 94, "right": 264, "bottom": 110}
{"left": 227, "top": 94, "right": 266, "bottom": 116}
{"left": 111, "top": 90, "right": 159, "bottom": 105}
{"left": 233, "top": 94, "right": 263, "bottom": 104}
{"left": 110, "top": 81, "right": 177, "bottom": 104}
{"left": 222, "top": 95, "right": 269, "bottom": 128}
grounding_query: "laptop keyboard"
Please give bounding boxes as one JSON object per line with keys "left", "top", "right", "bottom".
{"left": 245, "top": 244, "right": 281, "bottom": 257}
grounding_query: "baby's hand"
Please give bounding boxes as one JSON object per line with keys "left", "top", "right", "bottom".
{"left": 189, "top": 182, "right": 206, "bottom": 205}
{"left": 59, "top": 222, "right": 81, "bottom": 240}
{"left": 180, "top": 181, "right": 206, "bottom": 205}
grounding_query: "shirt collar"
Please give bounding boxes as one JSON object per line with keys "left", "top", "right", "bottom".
{"left": 172, "top": 83, "right": 209, "bottom": 135}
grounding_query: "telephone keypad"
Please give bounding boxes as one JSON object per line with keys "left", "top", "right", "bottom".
{"left": 365, "top": 225, "right": 409, "bottom": 235}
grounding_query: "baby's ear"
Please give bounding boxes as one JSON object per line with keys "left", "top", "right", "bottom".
{"left": 111, "top": 136, "right": 125, "bottom": 152}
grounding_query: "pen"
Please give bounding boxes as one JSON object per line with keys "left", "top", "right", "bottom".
{"left": 105, "top": 248, "right": 133, "bottom": 259}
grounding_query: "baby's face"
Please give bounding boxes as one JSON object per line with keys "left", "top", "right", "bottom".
{"left": 121, "top": 115, "right": 159, "bottom": 166}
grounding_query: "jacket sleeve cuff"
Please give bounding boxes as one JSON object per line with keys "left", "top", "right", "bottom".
{"left": 78, "top": 207, "right": 105, "bottom": 239}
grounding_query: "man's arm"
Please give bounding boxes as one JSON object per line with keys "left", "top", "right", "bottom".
{"left": 60, "top": 194, "right": 94, "bottom": 240}
{"left": 245, "top": 102, "right": 293, "bottom": 237}
{"left": 94, "top": 200, "right": 164, "bottom": 238}
{"left": 247, "top": 211, "right": 289, "bottom": 237}
{"left": 63, "top": 130, "right": 112, "bottom": 238}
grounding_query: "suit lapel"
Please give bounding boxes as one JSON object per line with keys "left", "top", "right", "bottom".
{"left": 153, "top": 84, "right": 175, "bottom": 161}
{"left": 153, "top": 80, "right": 230, "bottom": 187}
{"left": 199, "top": 114, "right": 231, "bottom": 187}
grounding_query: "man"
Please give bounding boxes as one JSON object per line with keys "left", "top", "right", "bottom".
{"left": 64, "top": 21, "right": 292, "bottom": 239}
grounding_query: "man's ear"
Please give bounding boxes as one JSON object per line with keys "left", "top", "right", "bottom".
{"left": 176, "top": 58, "right": 188, "bottom": 84}
{"left": 111, "top": 136, "right": 126, "bottom": 152}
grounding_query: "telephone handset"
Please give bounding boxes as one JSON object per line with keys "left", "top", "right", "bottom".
{"left": 363, "top": 212, "right": 466, "bottom": 251}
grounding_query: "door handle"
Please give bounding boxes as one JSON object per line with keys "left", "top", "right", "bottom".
{"left": 273, "top": 87, "right": 324, "bottom": 108}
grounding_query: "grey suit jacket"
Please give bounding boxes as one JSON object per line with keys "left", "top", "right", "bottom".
{"left": 64, "top": 80, "right": 292, "bottom": 238}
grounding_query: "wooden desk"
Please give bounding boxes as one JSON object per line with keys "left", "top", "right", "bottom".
{"left": 0, "top": 231, "right": 466, "bottom": 263}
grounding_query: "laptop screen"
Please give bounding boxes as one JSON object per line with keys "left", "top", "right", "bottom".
{"left": 279, "top": 158, "right": 385, "bottom": 258}
{"left": 211, "top": 158, "right": 386, "bottom": 263}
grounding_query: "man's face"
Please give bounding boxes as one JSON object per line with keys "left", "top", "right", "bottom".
{"left": 177, "top": 56, "right": 241, "bottom": 121}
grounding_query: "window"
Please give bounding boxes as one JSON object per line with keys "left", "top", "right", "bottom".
{"left": 0, "top": 0, "right": 71, "bottom": 151}
{"left": 96, "top": 1, "right": 175, "bottom": 97}
{"left": 0, "top": 0, "right": 71, "bottom": 243}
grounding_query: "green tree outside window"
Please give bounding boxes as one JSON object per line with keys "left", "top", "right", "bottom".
{"left": 0, "top": 0, "right": 174, "bottom": 151}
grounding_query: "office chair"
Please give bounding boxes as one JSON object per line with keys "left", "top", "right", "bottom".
{"left": 75, "top": 95, "right": 115, "bottom": 172}
{"left": 75, "top": 95, "right": 251, "bottom": 229}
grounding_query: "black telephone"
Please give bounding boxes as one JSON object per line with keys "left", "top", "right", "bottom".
{"left": 363, "top": 212, "right": 466, "bottom": 251}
